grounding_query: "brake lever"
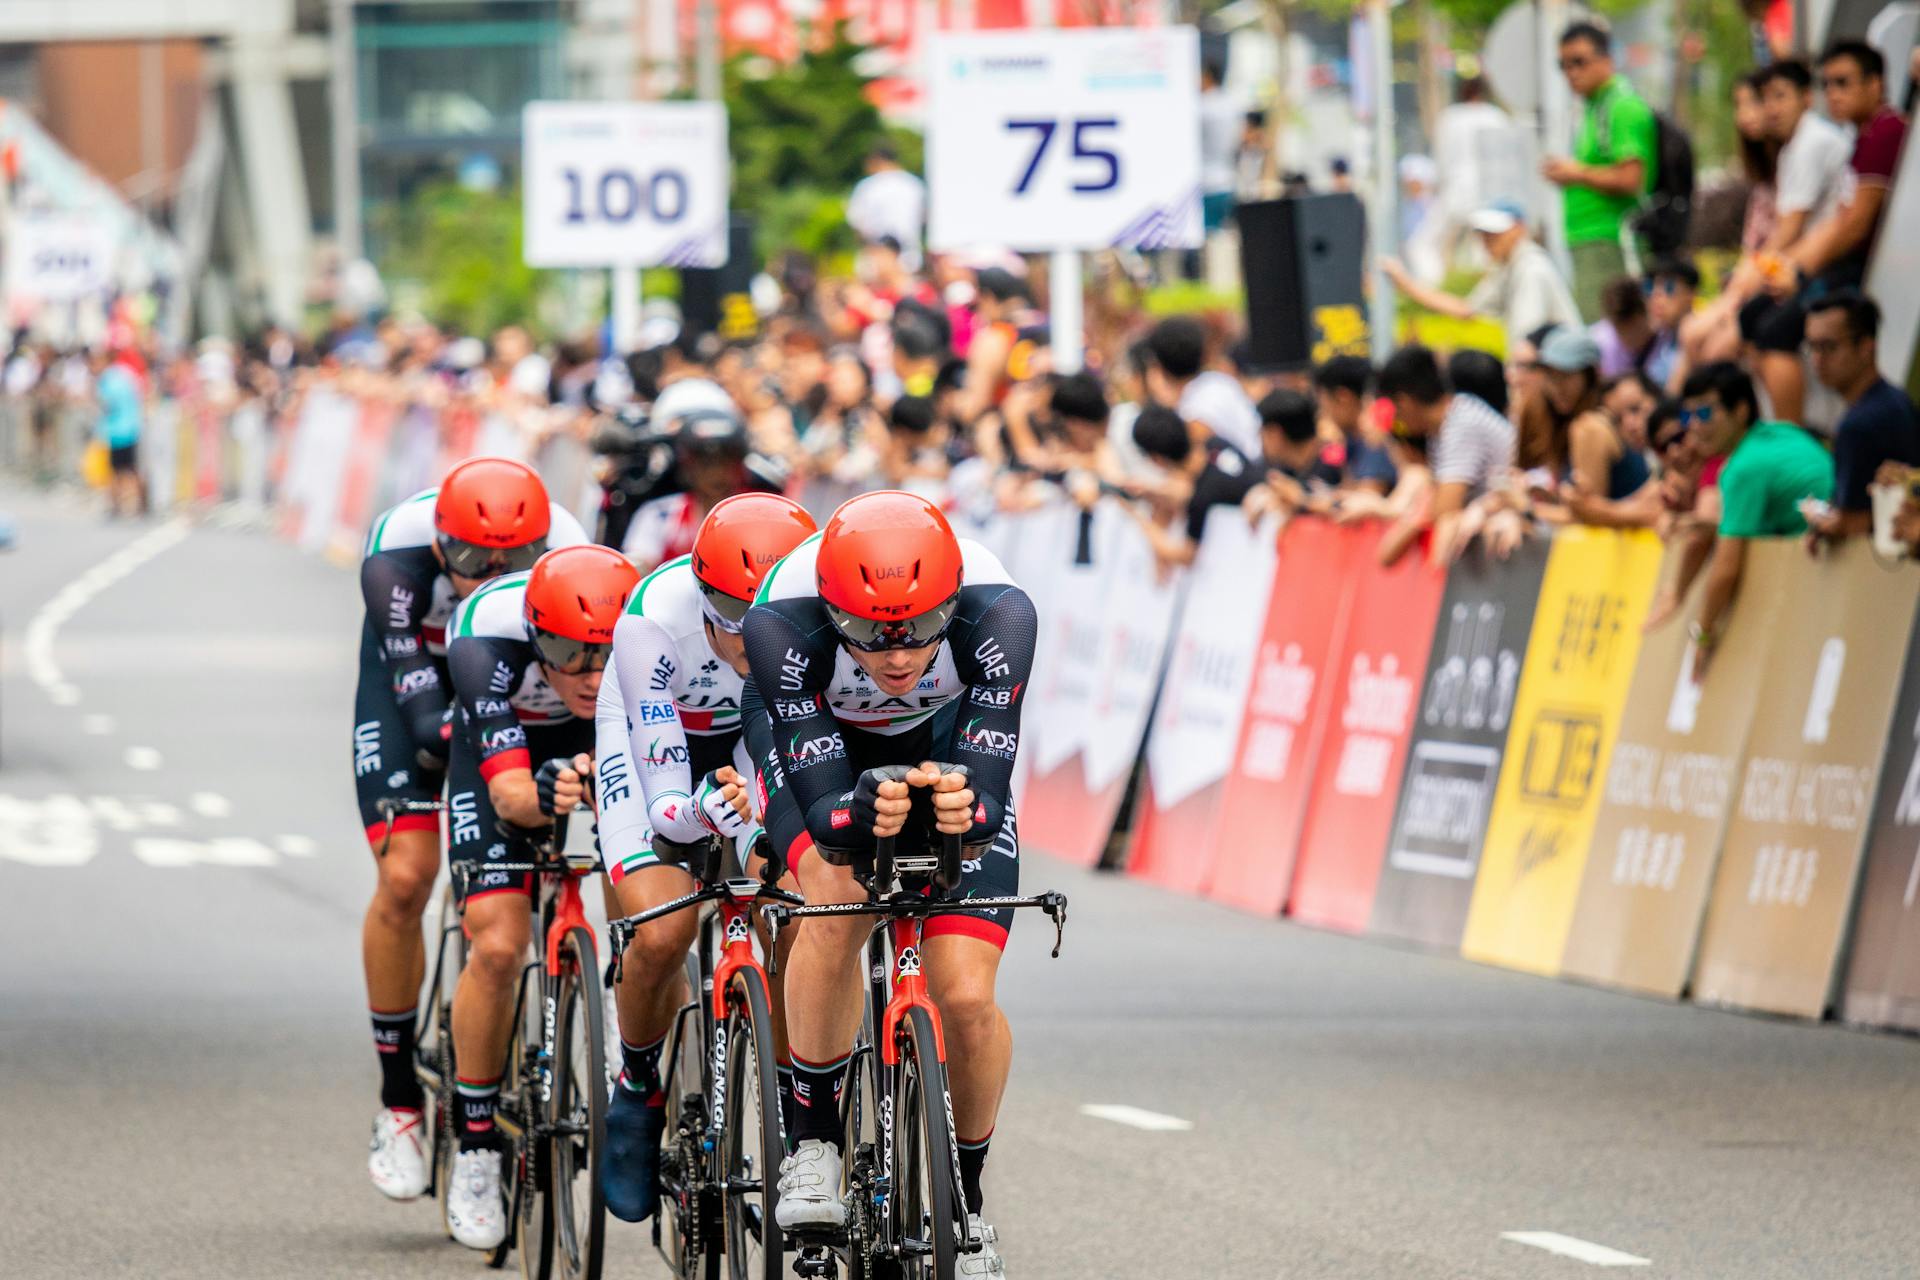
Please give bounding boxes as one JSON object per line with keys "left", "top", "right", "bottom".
{"left": 762, "top": 904, "right": 789, "bottom": 978}
{"left": 1041, "top": 891, "right": 1069, "bottom": 959}
{"left": 606, "top": 919, "right": 632, "bottom": 986}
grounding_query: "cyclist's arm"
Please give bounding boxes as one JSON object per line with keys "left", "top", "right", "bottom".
{"left": 593, "top": 657, "right": 653, "bottom": 869}
{"left": 446, "top": 633, "right": 544, "bottom": 828}
{"left": 361, "top": 552, "right": 450, "bottom": 762}
{"left": 741, "top": 606, "right": 865, "bottom": 857}
{"left": 945, "top": 584, "right": 1039, "bottom": 846}
{"left": 605, "top": 612, "right": 708, "bottom": 844}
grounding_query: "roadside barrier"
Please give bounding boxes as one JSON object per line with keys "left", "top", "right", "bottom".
{"left": 22, "top": 383, "right": 1920, "bottom": 1034}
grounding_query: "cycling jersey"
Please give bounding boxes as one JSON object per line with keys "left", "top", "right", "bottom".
{"left": 742, "top": 534, "right": 1036, "bottom": 865}
{"left": 444, "top": 570, "right": 595, "bottom": 898}
{"left": 594, "top": 555, "right": 755, "bottom": 880}
{"left": 352, "top": 487, "right": 586, "bottom": 842}
{"left": 620, "top": 492, "right": 702, "bottom": 573}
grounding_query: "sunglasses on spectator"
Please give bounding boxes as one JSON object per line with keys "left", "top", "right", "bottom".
{"left": 1677, "top": 404, "right": 1714, "bottom": 429}
{"left": 1558, "top": 55, "right": 1593, "bottom": 71}
{"left": 1643, "top": 279, "right": 1682, "bottom": 296}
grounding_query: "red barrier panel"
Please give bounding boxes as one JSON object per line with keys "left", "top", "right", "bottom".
{"left": 1204, "top": 519, "right": 1366, "bottom": 915}
{"left": 334, "top": 398, "right": 398, "bottom": 552}
{"left": 1288, "top": 530, "right": 1447, "bottom": 932}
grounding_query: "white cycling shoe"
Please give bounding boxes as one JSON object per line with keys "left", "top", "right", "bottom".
{"left": 774, "top": 1140, "right": 847, "bottom": 1230}
{"left": 367, "top": 1107, "right": 430, "bottom": 1201}
{"left": 961, "top": 1214, "right": 1006, "bottom": 1277}
{"left": 447, "top": 1148, "right": 508, "bottom": 1250}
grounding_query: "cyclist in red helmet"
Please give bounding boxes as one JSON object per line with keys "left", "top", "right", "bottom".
{"left": 354, "top": 458, "right": 587, "bottom": 1208}
{"left": 739, "top": 490, "right": 1038, "bottom": 1272}
{"left": 438, "top": 543, "right": 640, "bottom": 1250}
{"left": 592, "top": 491, "right": 817, "bottom": 1222}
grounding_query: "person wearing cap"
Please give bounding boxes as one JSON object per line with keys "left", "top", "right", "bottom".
{"left": 1382, "top": 199, "right": 1582, "bottom": 349}
{"left": 1518, "top": 327, "right": 1650, "bottom": 505}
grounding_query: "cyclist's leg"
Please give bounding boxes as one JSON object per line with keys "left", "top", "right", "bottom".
{"left": 353, "top": 622, "right": 443, "bottom": 1113}
{"left": 925, "top": 801, "right": 1021, "bottom": 1217}
{"left": 446, "top": 717, "right": 535, "bottom": 1151}
{"left": 607, "top": 859, "right": 699, "bottom": 1091}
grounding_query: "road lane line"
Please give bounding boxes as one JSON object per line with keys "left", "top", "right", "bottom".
{"left": 23, "top": 517, "right": 190, "bottom": 707}
{"left": 82, "top": 714, "right": 116, "bottom": 736}
{"left": 125, "top": 746, "right": 163, "bottom": 771}
{"left": 190, "top": 792, "right": 233, "bottom": 818}
{"left": 1501, "top": 1232, "right": 1650, "bottom": 1267}
{"left": 1079, "top": 1104, "right": 1193, "bottom": 1132}
{"left": 276, "top": 835, "right": 318, "bottom": 857}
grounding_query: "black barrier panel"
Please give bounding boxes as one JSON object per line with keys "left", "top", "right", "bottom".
{"left": 1842, "top": 600, "right": 1920, "bottom": 1030}
{"left": 1368, "top": 539, "right": 1551, "bottom": 951}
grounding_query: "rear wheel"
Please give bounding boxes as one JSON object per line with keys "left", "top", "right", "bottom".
{"left": 549, "top": 927, "right": 607, "bottom": 1280}
{"left": 722, "top": 966, "right": 785, "bottom": 1280}
{"left": 659, "top": 948, "right": 716, "bottom": 1279}
{"left": 426, "top": 883, "right": 465, "bottom": 1236}
{"left": 500, "top": 969, "right": 553, "bottom": 1279}
{"left": 892, "top": 1008, "right": 962, "bottom": 1280}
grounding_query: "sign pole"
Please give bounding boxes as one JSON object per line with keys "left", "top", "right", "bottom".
{"left": 1365, "top": 0, "right": 1398, "bottom": 360}
{"left": 612, "top": 264, "right": 642, "bottom": 354}
{"left": 1051, "top": 250, "right": 1083, "bottom": 374}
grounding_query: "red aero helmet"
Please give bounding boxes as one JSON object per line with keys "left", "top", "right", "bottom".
{"left": 816, "top": 491, "right": 964, "bottom": 651}
{"left": 692, "top": 493, "right": 819, "bottom": 628}
{"left": 434, "top": 456, "right": 552, "bottom": 548}
{"left": 524, "top": 545, "right": 641, "bottom": 644}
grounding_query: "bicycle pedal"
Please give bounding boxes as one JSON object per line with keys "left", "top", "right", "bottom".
{"left": 792, "top": 1244, "right": 839, "bottom": 1278}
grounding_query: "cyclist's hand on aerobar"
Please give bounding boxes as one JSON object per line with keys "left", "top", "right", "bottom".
{"left": 409, "top": 707, "right": 454, "bottom": 774}
{"left": 853, "top": 767, "right": 913, "bottom": 841}
{"left": 535, "top": 753, "right": 593, "bottom": 818}
{"left": 907, "top": 761, "right": 975, "bottom": 837}
{"left": 695, "top": 766, "right": 753, "bottom": 838}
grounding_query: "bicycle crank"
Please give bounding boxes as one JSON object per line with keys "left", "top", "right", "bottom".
{"left": 793, "top": 1243, "right": 840, "bottom": 1278}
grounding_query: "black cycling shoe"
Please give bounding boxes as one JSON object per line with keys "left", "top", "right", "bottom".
{"left": 602, "top": 1084, "right": 666, "bottom": 1222}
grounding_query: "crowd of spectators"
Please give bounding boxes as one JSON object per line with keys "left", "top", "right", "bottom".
{"left": 9, "top": 21, "right": 1920, "bottom": 688}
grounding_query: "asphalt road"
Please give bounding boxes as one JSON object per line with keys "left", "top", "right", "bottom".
{"left": 4, "top": 477, "right": 1920, "bottom": 1279}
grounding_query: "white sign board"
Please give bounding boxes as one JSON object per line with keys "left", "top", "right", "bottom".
{"left": 6, "top": 210, "right": 114, "bottom": 302}
{"left": 927, "top": 27, "right": 1202, "bottom": 253}
{"left": 522, "top": 101, "right": 728, "bottom": 269}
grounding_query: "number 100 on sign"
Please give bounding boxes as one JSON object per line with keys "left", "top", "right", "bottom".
{"left": 523, "top": 101, "right": 728, "bottom": 269}
{"left": 927, "top": 28, "right": 1202, "bottom": 254}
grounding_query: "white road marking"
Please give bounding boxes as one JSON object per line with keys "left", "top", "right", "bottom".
{"left": 132, "top": 837, "right": 279, "bottom": 868}
{"left": 276, "top": 835, "right": 319, "bottom": 858}
{"left": 22, "top": 517, "right": 190, "bottom": 707}
{"left": 190, "top": 792, "right": 233, "bottom": 818}
{"left": 124, "top": 746, "right": 163, "bottom": 771}
{"left": 0, "top": 794, "right": 98, "bottom": 866}
{"left": 1079, "top": 1104, "right": 1193, "bottom": 1132}
{"left": 81, "top": 714, "right": 117, "bottom": 736}
{"left": 1501, "top": 1232, "right": 1650, "bottom": 1267}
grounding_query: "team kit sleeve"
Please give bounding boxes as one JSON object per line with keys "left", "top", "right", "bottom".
{"left": 741, "top": 604, "right": 865, "bottom": 858}
{"left": 593, "top": 657, "right": 655, "bottom": 879}
{"left": 360, "top": 552, "right": 451, "bottom": 764}
{"left": 445, "top": 634, "right": 535, "bottom": 782}
{"left": 605, "top": 612, "right": 710, "bottom": 845}
{"left": 944, "top": 585, "right": 1039, "bottom": 848}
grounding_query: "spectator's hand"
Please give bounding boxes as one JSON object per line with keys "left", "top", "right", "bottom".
{"left": 1242, "top": 483, "right": 1277, "bottom": 524}
{"left": 1895, "top": 497, "right": 1920, "bottom": 550}
{"left": 1643, "top": 589, "right": 1681, "bottom": 633}
{"left": 1541, "top": 156, "right": 1580, "bottom": 186}
{"left": 1483, "top": 508, "right": 1528, "bottom": 560}
{"left": 1691, "top": 632, "right": 1718, "bottom": 684}
{"left": 1380, "top": 257, "right": 1412, "bottom": 288}
{"left": 1874, "top": 461, "right": 1912, "bottom": 489}
{"left": 1065, "top": 470, "right": 1101, "bottom": 511}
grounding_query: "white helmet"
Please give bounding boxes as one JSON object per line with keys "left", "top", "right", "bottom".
{"left": 651, "top": 377, "right": 737, "bottom": 432}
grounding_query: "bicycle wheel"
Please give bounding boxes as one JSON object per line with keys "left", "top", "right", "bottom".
{"left": 892, "top": 1007, "right": 963, "bottom": 1280}
{"left": 721, "top": 965, "right": 784, "bottom": 1280}
{"left": 549, "top": 927, "right": 607, "bottom": 1280}
{"left": 503, "top": 969, "right": 554, "bottom": 1279}
{"left": 425, "top": 881, "right": 464, "bottom": 1233}
{"left": 659, "top": 947, "right": 718, "bottom": 1280}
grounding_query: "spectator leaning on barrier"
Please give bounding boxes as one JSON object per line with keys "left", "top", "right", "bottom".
{"left": 1145, "top": 315, "right": 1262, "bottom": 459}
{"left": 1377, "top": 343, "right": 1515, "bottom": 567}
{"left": 1243, "top": 388, "right": 1339, "bottom": 521}
{"left": 1543, "top": 20, "right": 1657, "bottom": 323}
{"left": 1803, "top": 291, "right": 1920, "bottom": 543}
{"left": 1381, "top": 199, "right": 1582, "bottom": 350}
{"left": 1641, "top": 257, "right": 1697, "bottom": 391}
{"left": 1126, "top": 402, "right": 1261, "bottom": 569}
{"left": 1683, "top": 361, "right": 1834, "bottom": 678}
{"left": 1312, "top": 356, "right": 1396, "bottom": 497}
{"left": 1590, "top": 277, "right": 1656, "bottom": 381}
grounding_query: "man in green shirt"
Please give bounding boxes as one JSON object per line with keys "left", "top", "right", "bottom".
{"left": 1682, "top": 361, "right": 1834, "bottom": 680}
{"left": 1543, "top": 20, "right": 1657, "bottom": 323}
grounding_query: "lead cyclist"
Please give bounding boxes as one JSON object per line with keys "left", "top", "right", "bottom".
{"left": 591, "top": 492, "right": 818, "bottom": 1224}
{"left": 741, "top": 490, "right": 1037, "bottom": 1277}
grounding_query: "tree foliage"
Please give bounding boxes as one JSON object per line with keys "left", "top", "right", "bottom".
{"left": 376, "top": 181, "right": 546, "bottom": 337}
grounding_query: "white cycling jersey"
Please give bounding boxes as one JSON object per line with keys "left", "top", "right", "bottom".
{"left": 595, "top": 556, "right": 755, "bottom": 867}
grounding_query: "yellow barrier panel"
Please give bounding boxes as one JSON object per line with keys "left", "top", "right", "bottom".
{"left": 1690, "top": 540, "right": 1920, "bottom": 1018}
{"left": 1460, "top": 527, "right": 1663, "bottom": 974}
{"left": 1558, "top": 545, "right": 1787, "bottom": 997}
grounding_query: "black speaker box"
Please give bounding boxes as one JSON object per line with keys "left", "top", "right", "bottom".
{"left": 1234, "top": 193, "right": 1371, "bottom": 371}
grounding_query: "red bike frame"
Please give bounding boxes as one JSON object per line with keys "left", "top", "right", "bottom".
{"left": 878, "top": 915, "right": 944, "bottom": 1066}
{"left": 709, "top": 889, "right": 770, "bottom": 1023}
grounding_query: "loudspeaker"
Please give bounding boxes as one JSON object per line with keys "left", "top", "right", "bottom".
{"left": 680, "top": 215, "right": 758, "bottom": 341}
{"left": 1234, "top": 193, "right": 1370, "bottom": 372}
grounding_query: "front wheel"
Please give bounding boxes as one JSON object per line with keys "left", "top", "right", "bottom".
{"left": 549, "top": 927, "right": 607, "bottom": 1280}
{"left": 722, "top": 965, "right": 785, "bottom": 1280}
{"left": 892, "top": 1007, "right": 963, "bottom": 1280}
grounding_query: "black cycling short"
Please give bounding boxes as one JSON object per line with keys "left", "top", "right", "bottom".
{"left": 108, "top": 443, "right": 138, "bottom": 474}
{"left": 353, "top": 621, "right": 446, "bottom": 845}
{"left": 743, "top": 690, "right": 1021, "bottom": 947}
{"left": 446, "top": 712, "right": 595, "bottom": 901}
